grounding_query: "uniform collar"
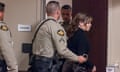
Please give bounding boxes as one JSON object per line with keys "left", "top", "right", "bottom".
{"left": 0, "top": 21, "right": 3, "bottom": 23}
{"left": 0, "top": 21, "right": 5, "bottom": 25}
{"left": 47, "top": 16, "right": 57, "bottom": 21}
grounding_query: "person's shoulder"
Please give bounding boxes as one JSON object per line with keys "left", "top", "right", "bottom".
{"left": 46, "top": 19, "right": 57, "bottom": 25}
{"left": 72, "top": 29, "right": 83, "bottom": 39}
{"left": 45, "top": 16, "right": 57, "bottom": 23}
{"left": 45, "top": 19, "right": 59, "bottom": 29}
{"left": 76, "top": 29, "right": 84, "bottom": 34}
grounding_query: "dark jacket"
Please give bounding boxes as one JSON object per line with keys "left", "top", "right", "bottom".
{"left": 67, "top": 28, "right": 94, "bottom": 69}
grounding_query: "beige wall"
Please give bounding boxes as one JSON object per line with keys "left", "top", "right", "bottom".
{"left": 5, "top": 0, "right": 37, "bottom": 70}
{"left": 0, "top": 0, "right": 71, "bottom": 71}
{"left": 108, "top": 0, "right": 120, "bottom": 71}
{"left": 0, "top": 0, "right": 42, "bottom": 71}
{"left": 0, "top": 0, "right": 120, "bottom": 71}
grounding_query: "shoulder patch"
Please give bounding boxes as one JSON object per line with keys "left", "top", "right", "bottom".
{"left": 57, "top": 29, "right": 64, "bottom": 36}
{"left": 0, "top": 25, "right": 8, "bottom": 31}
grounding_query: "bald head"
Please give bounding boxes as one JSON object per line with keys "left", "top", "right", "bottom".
{"left": 46, "top": 1, "right": 61, "bottom": 20}
{"left": 46, "top": 1, "right": 60, "bottom": 15}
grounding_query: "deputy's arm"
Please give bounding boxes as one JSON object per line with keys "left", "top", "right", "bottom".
{"left": 50, "top": 22, "right": 79, "bottom": 62}
{"left": 0, "top": 29, "right": 18, "bottom": 72}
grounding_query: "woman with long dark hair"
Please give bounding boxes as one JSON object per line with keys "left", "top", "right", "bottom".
{"left": 62, "top": 13, "right": 96, "bottom": 72}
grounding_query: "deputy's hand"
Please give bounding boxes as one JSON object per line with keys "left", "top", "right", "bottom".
{"left": 78, "top": 56, "right": 87, "bottom": 63}
{"left": 92, "top": 65, "right": 96, "bottom": 72}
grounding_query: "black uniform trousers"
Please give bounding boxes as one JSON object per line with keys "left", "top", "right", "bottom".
{"left": 31, "top": 55, "right": 64, "bottom": 72}
{"left": 31, "top": 55, "right": 52, "bottom": 72}
{"left": 0, "top": 60, "right": 7, "bottom": 72}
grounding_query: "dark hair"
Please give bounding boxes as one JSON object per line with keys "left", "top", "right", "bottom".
{"left": 46, "top": 1, "right": 60, "bottom": 14}
{"left": 61, "top": 5, "right": 72, "bottom": 10}
{"left": 67, "top": 13, "right": 93, "bottom": 37}
{"left": 0, "top": 2, "right": 5, "bottom": 11}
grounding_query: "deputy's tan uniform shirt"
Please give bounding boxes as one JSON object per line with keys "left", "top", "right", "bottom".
{"left": 60, "top": 21, "right": 71, "bottom": 33}
{"left": 0, "top": 21, "right": 18, "bottom": 72}
{"left": 32, "top": 16, "right": 78, "bottom": 62}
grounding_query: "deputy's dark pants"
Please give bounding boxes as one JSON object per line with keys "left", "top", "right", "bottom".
{"left": 0, "top": 60, "right": 7, "bottom": 72}
{"left": 31, "top": 56, "right": 53, "bottom": 72}
{"left": 31, "top": 55, "right": 65, "bottom": 72}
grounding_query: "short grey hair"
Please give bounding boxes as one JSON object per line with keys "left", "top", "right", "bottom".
{"left": 46, "top": 1, "right": 60, "bottom": 14}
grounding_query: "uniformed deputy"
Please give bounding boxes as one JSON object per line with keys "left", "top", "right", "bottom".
{"left": 31, "top": 1, "right": 87, "bottom": 72}
{"left": 0, "top": 2, "right": 18, "bottom": 72}
{"left": 60, "top": 5, "right": 72, "bottom": 33}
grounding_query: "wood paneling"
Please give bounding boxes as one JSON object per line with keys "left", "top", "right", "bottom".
{"left": 72, "top": 0, "right": 108, "bottom": 72}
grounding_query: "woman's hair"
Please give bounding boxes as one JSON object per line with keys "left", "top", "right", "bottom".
{"left": 67, "top": 13, "right": 93, "bottom": 37}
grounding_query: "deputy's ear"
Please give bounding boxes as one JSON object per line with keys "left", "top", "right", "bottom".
{"left": 57, "top": 10, "right": 61, "bottom": 15}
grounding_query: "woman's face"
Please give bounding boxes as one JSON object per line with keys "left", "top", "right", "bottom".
{"left": 85, "top": 22, "right": 92, "bottom": 31}
{"left": 79, "top": 22, "right": 92, "bottom": 31}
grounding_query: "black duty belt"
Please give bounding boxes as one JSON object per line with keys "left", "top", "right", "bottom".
{"left": 33, "top": 55, "right": 53, "bottom": 61}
